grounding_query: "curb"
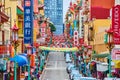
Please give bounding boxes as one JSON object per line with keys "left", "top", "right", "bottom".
{"left": 40, "top": 55, "right": 49, "bottom": 80}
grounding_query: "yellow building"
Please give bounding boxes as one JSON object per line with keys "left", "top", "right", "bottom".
{"left": 93, "top": 19, "right": 111, "bottom": 54}
{"left": 84, "top": 23, "right": 89, "bottom": 45}
{"left": 5, "top": 0, "right": 24, "bottom": 53}
{"left": 88, "top": 19, "right": 111, "bottom": 62}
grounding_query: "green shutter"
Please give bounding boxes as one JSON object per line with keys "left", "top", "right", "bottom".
{"left": 17, "top": 7, "right": 23, "bottom": 15}
{"left": 104, "top": 34, "right": 108, "bottom": 43}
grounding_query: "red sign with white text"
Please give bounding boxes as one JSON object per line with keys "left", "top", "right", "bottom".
{"left": 0, "top": 45, "right": 6, "bottom": 54}
{"left": 112, "top": 5, "right": 120, "bottom": 44}
{"left": 112, "top": 48, "right": 120, "bottom": 60}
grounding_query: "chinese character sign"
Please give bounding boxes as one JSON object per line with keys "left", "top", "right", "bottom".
{"left": 24, "top": 0, "right": 33, "bottom": 44}
{"left": 112, "top": 5, "right": 120, "bottom": 44}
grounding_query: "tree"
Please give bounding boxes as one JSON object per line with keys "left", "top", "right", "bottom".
{"left": 49, "top": 22, "right": 56, "bottom": 32}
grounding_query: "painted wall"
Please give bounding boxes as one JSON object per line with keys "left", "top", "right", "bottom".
{"left": 93, "top": 19, "right": 111, "bottom": 34}
{"left": 5, "top": 0, "right": 17, "bottom": 27}
{"left": 84, "top": 24, "right": 88, "bottom": 45}
{"left": 93, "top": 19, "right": 111, "bottom": 53}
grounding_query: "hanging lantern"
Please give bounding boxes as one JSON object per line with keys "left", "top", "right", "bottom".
{"left": 27, "top": 44, "right": 32, "bottom": 56}
{"left": 11, "top": 24, "right": 19, "bottom": 42}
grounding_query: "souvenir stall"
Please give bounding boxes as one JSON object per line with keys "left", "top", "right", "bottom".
{"left": 113, "top": 60, "right": 120, "bottom": 78}
{"left": 0, "top": 59, "right": 7, "bottom": 80}
{"left": 97, "top": 62, "right": 108, "bottom": 79}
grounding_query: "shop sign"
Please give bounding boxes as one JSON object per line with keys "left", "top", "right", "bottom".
{"left": 112, "top": 48, "right": 120, "bottom": 60}
{"left": 97, "top": 63, "right": 108, "bottom": 72}
{"left": 0, "top": 45, "right": 6, "bottom": 54}
{"left": 112, "top": 5, "right": 120, "bottom": 44}
{"left": 74, "top": 31, "right": 79, "bottom": 46}
{"left": 79, "top": 38, "right": 84, "bottom": 44}
{"left": 24, "top": 0, "right": 33, "bottom": 44}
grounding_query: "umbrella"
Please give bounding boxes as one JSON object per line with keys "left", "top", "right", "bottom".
{"left": 10, "top": 53, "right": 28, "bottom": 66}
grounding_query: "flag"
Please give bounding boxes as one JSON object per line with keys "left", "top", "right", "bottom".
{"left": 30, "top": 54, "right": 35, "bottom": 67}
{"left": 10, "top": 46, "right": 14, "bottom": 57}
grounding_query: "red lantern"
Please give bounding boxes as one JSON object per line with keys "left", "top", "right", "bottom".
{"left": 11, "top": 24, "right": 19, "bottom": 42}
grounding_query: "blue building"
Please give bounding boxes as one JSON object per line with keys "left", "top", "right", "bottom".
{"left": 44, "top": 0, "right": 63, "bottom": 35}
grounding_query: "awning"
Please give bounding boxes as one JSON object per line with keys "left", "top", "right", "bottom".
{"left": 17, "top": 7, "right": 23, "bottom": 15}
{"left": 92, "top": 53, "right": 109, "bottom": 58}
{"left": 10, "top": 53, "right": 28, "bottom": 66}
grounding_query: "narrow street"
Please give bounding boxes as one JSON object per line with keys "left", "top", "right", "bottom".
{"left": 40, "top": 52, "right": 69, "bottom": 80}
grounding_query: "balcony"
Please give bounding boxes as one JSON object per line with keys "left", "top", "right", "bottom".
{"left": 0, "top": 2, "right": 9, "bottom": 24}
{"left": 0, "top": 11, "right": 9, "bottom": 23}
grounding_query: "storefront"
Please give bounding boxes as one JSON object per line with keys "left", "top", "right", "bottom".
{"left": 112, "top": 60, "right": 120, "bottom": 78}
{"left": 0, "top": 59, "right": 7, "bottom": 80}
{"left": 91, "top": 53, "right": 109, "bottom": 78}
{"left": 9, "top": 53, "right": 28, "bottom": 80}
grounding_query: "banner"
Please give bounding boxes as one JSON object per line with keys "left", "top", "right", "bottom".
{"left": 112, "top": 5, "right": 120, "bottom": 44}
{"left": 39, "top": 46, "right": 78, "bottom": 52}
{"left": 24, "top": 0, "right": 33, "bottom": 44}
{"left": 112, "top": 48, "right": 120, "bottom": 60}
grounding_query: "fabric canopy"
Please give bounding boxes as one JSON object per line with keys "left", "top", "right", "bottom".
{"left": 90, "top": 7, "right": 110, "bottom": 19}
{"left": 17, "top": 7, "right": 23, "bottom": 15}
{"left": 10, "top": 53, "right": 28, "bottom": 66}
{"left": 91, "top": 0, "right": 115, "bottom": 9}
{"left": 92, "top": 53, "right": 109, "bottom": 58}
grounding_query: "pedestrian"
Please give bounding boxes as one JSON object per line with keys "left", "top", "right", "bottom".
{"left": 37, "top": 73, "right": 40, "bottom": 80}
{"left": 24, "top": 76, "right": 28, "bottom": 80}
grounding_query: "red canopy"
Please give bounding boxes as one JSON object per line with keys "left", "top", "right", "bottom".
{"left": 90, "top": 7, "right": 110, "bottom": 19}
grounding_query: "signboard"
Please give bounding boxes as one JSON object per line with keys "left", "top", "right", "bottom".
{"left": 79, "top": 10, "right": 84, "bottom": 38}
{"left": 112, "top": 5, "right": 120, "bottom": 44}
{"left": 74, "top": 31, "right": 79, "bottom": 46}
{"left": 97, "top": 63, "right": 108, "bottom": 72}
{"left": 24, "top": 0, "right": 33, "bottom": 44}
{"left": 112, "top": 48, "right": 120, "bottom": 60}
{"left": 0, "top": 46, "right": 6, "bottom": 54}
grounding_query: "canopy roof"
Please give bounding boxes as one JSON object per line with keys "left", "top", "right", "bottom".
{"left": 92, "top": 53, "right": 109, "bottom": 58}
{"left": 10, "top": 53, "right": 28, "bottom": 66}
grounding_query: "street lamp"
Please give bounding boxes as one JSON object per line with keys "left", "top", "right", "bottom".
{"left": 87, "top": 45, "right": 92, "bottom": 60}
{"left": 82, "top": 43, "right": 88, "bottom": 76}
{"left": 105, "top": 27, "right": 114, "bottom": 77}
{"left": 34, "top": 43, "right": 39, "bottom": 75}
{"left": 11, "top": 22, "right": 19, "bottom": 80}
{"left": 26, "top": 44, "right": 32, "bottom": 80}
{"left": 87, "top": 45, "right": 92, "bottom": 77}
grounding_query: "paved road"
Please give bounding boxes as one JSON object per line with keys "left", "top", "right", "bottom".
{"left": 40, "top": 52, "right": 69, "bottom": 80}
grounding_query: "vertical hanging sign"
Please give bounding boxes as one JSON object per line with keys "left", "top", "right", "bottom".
{"left": 24, "top": 0, "right": 33, "bottom": 45}
{"left": 112, "top": 5, "right": 120, "bottom": 44}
